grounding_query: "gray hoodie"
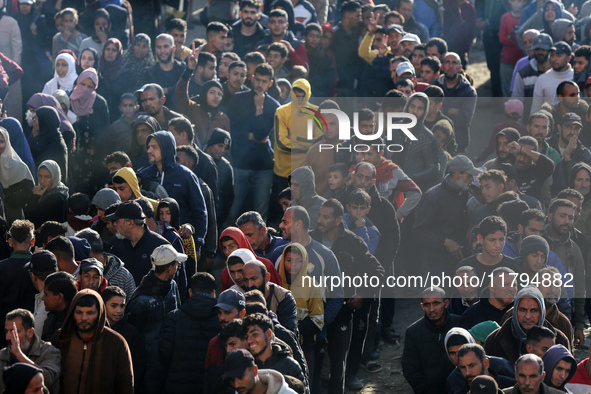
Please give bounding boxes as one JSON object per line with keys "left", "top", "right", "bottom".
{"left": 512, "top": 286, "right": 546, "bottom": 347}
{"left": 289, "top": 166, "right": 326, "bottom": 230}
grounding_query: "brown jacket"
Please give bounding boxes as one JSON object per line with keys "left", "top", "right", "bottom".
{"left": 51, "top": 289, "right": 133, "bottom": 394}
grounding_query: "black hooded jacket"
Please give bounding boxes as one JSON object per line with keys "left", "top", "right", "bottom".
{"left": 29, "top": 106, "right": 68, "bottom": 183}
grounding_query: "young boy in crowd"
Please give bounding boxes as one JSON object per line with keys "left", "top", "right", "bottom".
{"left": 343, "top": 189, "right": 381, "bottom": 255}
{"left": 499, "top": 0, "right": 527, "bottom": 96}
{"left": 63, "top": 193, "right": 92, "bottom": 236}
{"left": 324, "top": 163, "right": 349, "bottom": 200}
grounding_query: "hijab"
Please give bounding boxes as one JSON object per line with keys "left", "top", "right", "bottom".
{"left": 91, "top": 8, "right": 111, "bottom": 43}
{"left": 0, "top": 126, "right": 34, "bottom": 188}
{"left": 26, "top": 93, "right": 75, "bottom": 141}
{"left": 0, "top": 118, "right": 36, "bottom": 178}
{"left": 78, "top": 47, "right": 100, "bottom": 74}
{"left": 38, "top": 160, "right": 62, "bottom": 189}
{"left": 196, "top": 80, "right": 224, "bottom": 113}
{"left": 45, "top": 53, "right": 78, "bottom": 94}
{"left": 70, "top": 68, "right": 99, "bottom": 117}
{"left": 123, "top": 34, "right": 155, "bottom": 89}
{"left": 98, "top": 37, "right": 125, "bottom": 82}
{"left": 35, "top": 106, "right": 62, "bottom": 143}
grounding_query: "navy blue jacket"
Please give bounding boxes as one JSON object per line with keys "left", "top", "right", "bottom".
{"left": 138, "top": 131, "right": 208, "bottom": 247}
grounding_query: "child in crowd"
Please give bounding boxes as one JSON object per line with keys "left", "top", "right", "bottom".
{"left": 499, "top": 0, "right": 527, "bottom": 96}
{"left": 324, "top": 162, "right": 348, "bottom": 200}
{"left": 63, "top": 192, "right": 92, "bottom": 236}
{"left": 343, "top": 189, "right": 381, "bottom": 255}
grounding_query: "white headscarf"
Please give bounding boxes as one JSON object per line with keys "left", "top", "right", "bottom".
{"left": 0, "top": 126, "right": 34, "bottom": 188}
{"left": 37, "top": 160, "right": 62, "bottom": 189}
{"left": 43, "top": 53, "right": 78, "bottom": 95}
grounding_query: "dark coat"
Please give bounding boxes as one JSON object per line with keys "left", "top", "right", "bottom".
{"left": 459, "top": 297, "right": 513, "bottom": 329}
{"left": 255, "top": 341, "right": 307, "bottom": 387}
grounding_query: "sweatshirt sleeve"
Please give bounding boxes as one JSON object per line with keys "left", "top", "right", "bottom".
{"left": 358, "top": 32, "right": 378, "bottom": 64}
{"left": 188, "top": 172, "right": 208, "bottom": 247}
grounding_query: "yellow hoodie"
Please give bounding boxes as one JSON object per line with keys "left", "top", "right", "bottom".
{"left": 114, "top": 167, "right": 159, "bottom": 216}
{"left": 278, "top": 243, "right": 324, "bottom": 331}
{"left": 273, "top": 79, "right": 322, "bottom": 178}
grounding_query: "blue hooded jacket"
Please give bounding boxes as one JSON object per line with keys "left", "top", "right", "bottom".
{"left": 138, "top": 131, "right": 207, "bottom": 247}
{"left": 542, "top": 344, "right": 577, "bottom": 391}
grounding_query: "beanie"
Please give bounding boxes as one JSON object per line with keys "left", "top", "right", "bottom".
{"left": 520, "top": 235, "right": 549, "bottom": 261}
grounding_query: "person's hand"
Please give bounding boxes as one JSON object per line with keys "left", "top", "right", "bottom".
{"left": 280, "top": 40, "right": 293, "bottom": 53}
{"left": 507, "top": 141, "right": 522, "bottom": 155}
{"left": 367, "top": 11, "right": 377, "bottom": 35}
{"left": 30, "top": 22, "right": 37, "bottom": 36}
{"left": 351, "top": 215, "right": 365, "bottom": 228}
{"left": 347, "top": 296, "right": 364, "bottom": 310}
{"left": 33, "top": 185, "right": 47, "bottom": 196}
{"left": 174, "top": 43, "right": 183, "bottom": 59}
{"left": 444, "top": 238, "right": 463, "bottom": 260}
{"left": 377, "top": 42, "right": 388, "bottom": 57}
{"left": 9, "top": 322, "right": 24, "bottom": 358}
{"left": 564, "top": 134, "right": 578, "bottom": 161}
{"left": 187, "top": 42, "right": 202, "bottom": 70}
{"left": 575, "top": 328, "right": 585, "bottom": 348}
{"left": 254, "top": 91, "right": 265, "bottom": 112}
{"left": 97, "top": 26, "right": 108, "bottom": 43}
{"left": 568, "top": 4, "right": 578, "bottom": 16}
{"left": 179, "top": 224, "right": 194, "bottom": 239}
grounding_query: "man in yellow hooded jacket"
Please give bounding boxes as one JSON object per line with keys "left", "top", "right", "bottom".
{"left": 112, "top": 167, "right": 160, "bottom": 216}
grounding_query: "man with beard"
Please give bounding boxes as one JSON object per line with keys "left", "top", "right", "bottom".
{"left": 433, "top": 52, "right": 477, "bottom": 152}
{"left": 505, "top": 354, "right": 564, "bottom": 394}
{"left": 543, "top": 199, "right": 586, "bottom": 349}
{"left": 531, "top": 41, "right": 574, "bottom": 115}
{"left": 456, "top": 344, "right": 516, "bottom": 392}
{"left": 536, "top": 266, "right": 574, "bottom": 347}
{"left": 551, "top": 81, "right": 589, "bottom": 137}
{"left": 513, "top": 33, "right": 552, "bottom": 118}
{"left": 185, "top": 51, "right": 217, "bottom": 98}
{"left": 526, "top": 112, "right": 560, "bottom": 166}
{"left": 507, "top": 137, "right": 554, "bottom": 202}
{"left": 142, "top": 34, "right": 186, "bottom": 111}
{"left": 52, "top": 290, "right": 134, "bottom": 394}
{"left": 0, "top": 309, "right": 60, "bottom": 393}
{"left": 218, "top": 61, "right": 248, "bottom": 113}
{"left": 232, "top": 0, "right": 266, "bottom": 58}
{"left": 573, "top": 45, "right": 591, "bottom": 95}
{"left": 240, "top": 260, "right": 298, "bottom": 335}
{"left": 569, "top": 162, "right": 591, "bottom": 242}
{"left": 137, "top": 84, "right": 184, "bottom": 131}
{"left": 303, "top": 23, "right": 335, "bottom": 97}
{"left": 448, "top": 266, "right": 480, "bottom": 316}
{"left": 483, "top": 128, "right": 521, "bottom": 170}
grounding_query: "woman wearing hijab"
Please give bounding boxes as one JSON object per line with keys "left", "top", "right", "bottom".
{"left": 78, "top": 47, "right": 111, "bottom": 102}
{"left": 0, "top": 126, "right": 34, "bottom": 222}
{"left": 70, "top": 67, "right": 110, "bottom": 195}
{"left": 98, "top": 37, "right": 130, "bottom": 122}
{"left": 0, "top": 117, "right": 36, "bottom": 177}
{"left": 23, "top": 159, "right": 69, "bottom": 228}
{"left": 28, "top": 106, "right": 68, "bottom": 184}
{"left": 42, "top": 53, "right": 78, "bottom": 95}
{"left": 26, "top": 93, "right": 76, "bottom": 154}
{"left": 79, "top": 8, "right": 111, "bottom": 58}
{"left": 123, "top": 33, "right": 155, "bottom": 91}
{"left": 52, "top": 89, "right": 78, "bottom": 124}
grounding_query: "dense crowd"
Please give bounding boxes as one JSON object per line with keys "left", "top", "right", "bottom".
{"left": 2, "top": 0, "right": 591, "bottom": 392}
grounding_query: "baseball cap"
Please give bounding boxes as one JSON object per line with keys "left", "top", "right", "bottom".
{"left": 79, "top": 258, "right": 104, "bottom": 276}
{"left": 560, "top": 112, "right": 583, "bottom": 127}
{"left": 385, "top": 24, "right": 404, "bottom": 35}
{"left": 92, "top": 188, "right": 121, "bottom": 210}
{"left": 532, "top": 33, "right": 552, "bottom": 51}
{"left": 105, "top": 201, "right": 145, "bottom": 222}
{"left": 504, "top": 99, "right": 524, "bottom": 117}
{"left": 470, "top": 375, "right": 499, "bottom": 394}
{"left": 215, "top": 289, "right": 246, "bottom": 311}
{"left": 396, "top": 61, "right": 415, "bottom": 77}
{"left": 446, "top": 155, "right": 482, "bottom": 176}
{"left": 150, "top": 244, "right": 188, "bottom": 270}
{"left": 25, "top": 250, "right": 58, "bottom": 272}
{"left": 221, "top": 349, "right": 256, "bottom": 380}
{"left": 19, "top": 0, "right": 35, "bottom": 4}
{"left": 400, "top": 33, "right": 420, "bottom": 44}
{"left": 549, "top": 41, "right": 571, "bottom": 55}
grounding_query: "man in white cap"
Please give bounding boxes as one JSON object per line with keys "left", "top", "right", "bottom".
{"left": 400, "top": 33, "right": 421, "bottom": 58}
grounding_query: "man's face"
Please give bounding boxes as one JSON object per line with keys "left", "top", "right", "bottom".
{"left": 42, "top": 289, "right": 61, "bottom": 312}
{"left": 230, "top": 367, "right": 257, "bottom": 394}
{"left": 317, "top": 206, "right": 338, "bottom": 234}
{"left": 279, "top": 210, "right": 292, "bottom": 240}
{"left": 218, "top": 308, "right": 240, "bottom": 328}
{"left": 361, "top": 149, "right": 383, "bottom": 167}
{"left": 80, "top": 268, "right": 102, "bottom": 291}
{"left": 457, "top": 351, "right": 487, "bottom": 384}
{"left": 528, "top": 117, "right": 550, "bottom": 144}
{"left": 574, "top": 56, "right": 589, "bottom": 75}
{"left": 353, "top": 166, "right": 376, "bottom": 191}
{"left": 208, "top": 143, "right": 228, "bottom": 160}
{"left": 169, "top": 124, "right": 188, "bottom": 146}
{"left": 293, "top": 89, "right": 305, "bottom": 104}
{"left": 155, "top": 38, "right": 173, "bottom": 64}
{"left": 321, "top": 31, "right": 334, "bottom": 49}
{"left": 209, "top": 31, "right": 228, "bottom": 52}
{"left": 559, "top": 123, "right": 581, "bottom": 145}
{"left": 229, "top": 66, "right": 247, "bottom": 90}
{"left": 222, "top": 239, "right": 240, "bottom": 258}
{"left": 289, "top": 177, "right": 302, "bottom": 201}
{"left": 266, "top": 50, "right": 286, "bottom": 70}
{"left": 119, "top": 99, "right": 136, "bottom": 119}
{"left": 140, "top": 88, "right": 164, "bottom": 116}
{"left": 268, "top": 16, "right": 288, "bottom": 37}
{"left": 497, "top": 135, "right": 510, "bottom": 159}
{"left": 25, "top": 373, "right": 44, "bottom": 394}
{"left": 199, "top": 60, "right": 217, "bottom": 82}
{"left": 358, "top": 119, "right": 375, "bottom": 135}
{"left": 427, "top": 45, "right": 442, "bottom": 59}
{"left": 559, "top": 83, "right": 580, "bottom": 110}
{"left": 490, "top": 274, "right": 517, "bottom": 307}
{"left": 527, "top": 337, "right": 555, "bottom": 358}
{"left": 447, "top": 344, "right": 463, "bottom": 366}
{"left": 284, "top": 251, "right": 304, "bottom": 277}
{"left": 443, "top": 55, "right": 461, "bottom": 78}
{"left": 136, "top": 124, "right": 153, "bottom": 146}
{"left": 534, "top": 48, "right": 549, "bottom": 64}
{"left": 323, "top": 113, "right": 339, "bottom": 140}
{"left": 523, "top": 32, "right": 537, "bottom": 56}
{"left": 538, "top": 279, "right": 561, "bottom": 306}
{"left": 480, "top": 179, "right": 504, "bottom": 203}
{"left": 246, "top": 325, "right": 270, "bottom": 358}
{"left": 397, "top": 1, "right": 413, "bottom": 20}
{"left": 228, "top": 262, "right": 245, "bottom": 287}
{"left": 224, "top": 335, "right": 248, "bottom": 354}
{"left": 550, "top": 359, "right": 572, "bottom": 388}
{"left": 105, "top": 295, "right": 125, "bottom": 323}
{"left": 421, "top": 297, "right": 448, "bottom": 323}
{"left": 305, "top": 30, "right": 321, "bottom": 49}
{"left": 515, "top": 144, "right": 537, "bottom": 171}
{"left": 74, "top": 304, "right": 99, "bottom": 335}
{"left": 239, "top": 222, "right": 266, "bottom": 251}
{"left": 240, "top": 6, "right": 259, "bottom": 26}
{"left": 113, "top": 182, "right": 133, "bottom": 201}
{"left": 19, "top": 3, "right": 32, "bottom": 15}
{"left": 147, "top": 138, "right": 163, "bottom": 166}
{"left": 520, "top": 219, "right": 545, "bottom": 237}
{"left": 407, "top": 98, "right": 426, "bottom": 120}
{"left": 549, "top": 206, "right": 575, "bottom": 237}
{"left": 524, "top": 251, "right": 546, "bottom": 273}
{"left": 480, "top": 230, "right": 505, "bottom": 258}
{"left": 564, "top": 25, "right": 576, "bottom": 45}
{"left": 455, "top": 271, "right": 479, "bottom": 301}
{"left": 387, "top": 30, "right": 403, "bottom": 48}
{"left": 565, "top": 196, "right": 582, "bottom": 223}
{"left": 573, "top": 169, "right": 591, "bottom": 195}
{"left": 252, "top": 72, "right": 272, "bottom": 95}
{"left": 169, "top": 28, "right": 186, "bottom": 47}
{"left": 242, "top": 265, "right": 266, "bottom": 293}
{"left": 421, "top": 65, "right": 438, "bottom": 83}
{"left": 550, "top": 52, "right": 570, "bottom": 71}
{"left": 412, "top": 49, "right": 426, "bottom": 70}
{"left": 401, "top": 41, "right": 416, "bottom": 58}
{"left": 516, "top": 361, "right": 545, "bottom": 393}
{"left": 218, "top": 56, "right": 234, "bottom": 79}
{"left": 5, "top": 318, "right": 32, "bottom": 350}
{"left": 516, "top": 298, "right": 541, "bottom": 332}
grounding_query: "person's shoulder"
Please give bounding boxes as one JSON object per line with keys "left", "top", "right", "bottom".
{"left": 145, "top": 229, "right": 169, "bottom": 244}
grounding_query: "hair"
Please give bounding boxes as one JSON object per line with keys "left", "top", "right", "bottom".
{"left": 60, "top": 7, "right": 78, "bottom": 19}
{"left": 197, "top": 51, "right": 217, "bottom": 68}
{"left": 207, "top": 21, "right": 229, "bottom": 36}
{"left": 245, "top": 302, "right": 269, "bottom": 316}
{"left": 477, "top": 169, "right": 507, "bottom": 186}
{"left": 104, "top": 151, "right": 131, "bottom": 167}
{"left": 528, "top": 112, "right": 549, "bottom": 126}
{"left": 284, "top": 375, "right": 305, "bottom": 394}
{"left": 421, "top": 56, "right": 441, "bottom": 74}
{"left": 519, "top": 209, "right": 546, "bottom": 228}
{"left": 390, "top": 55, "right": 410, "bottom": 65}
{"left": 290, "top": 65, "right": 308, "bottom": 82}
{"left": 526, "top": 325, "right": 556, "bottom": 344}
{"left": 447, "top": 333, "right": 471, "bottom": 348}
{"left": 426, "top": 37, "right": 448, "bottom": 55}
{"left": 383, "top": 10, "right": 404, "bottom": 25}
{"left": 155, "top": 33, "right": 174, "bottom": 47}
{"left": 227, "top": 256, "right": 246, "bottom": 268}
{"left": 9, "top": 220, "right": 34, "bottom": 244}
{"left": 574, "top": 45, "right": 591, "bottom": 61}
{"left": 76, "top": 294, "right": 100, "bottom": 309}
{"left": 548, "top": 198, "right": 577, "bottom": 215}
{"left": 328, "top": 163, "right": 349, "bottom": 179}
{"left": 135, "top": 197, "right": 155, "bottom": 219}
{"left": 222, "top": 52, "right": 241, "bottom": 63}
{"left": 358, "top": 108, "right": 375, "bottom": 123}
{"left": 243, "top": 51, "right": 266, "bottom": 65}
{"left": 154, "top": 260, "right": 177, "bottom": 274}
{"left": 341, "top": 0, "right": 362, "bottom": 15}
{"left": 289, "top": 206, "right": 310, "bottom": 231}
{"left": 244, "top": 260, "right": 267, "bottom": 279}
{"left": 5, "top": 309, "right": 34, "bottom": 331}
{"left": 362, "top": 4, "right": 374, "bottom": 13}
{"left": 322, "top": 199, "right": 344, "bottom": 218}
{"left": 44, "top": 272, "right": 77, "bottom": 304}
{"left": 347, "top": 189, "right": 371, "bottom": 207}
{"left": 304, "top": 23, "right": 322, "bottom": 36}
{"left": 269, "top": 9, "right": 288, "bottom": 20}
{"left": 421, "top": 286, "right": 446, "bottom": 300}
{"left": 228, "top": 60, "right": 247, "bottom": 72}
{"left": 515, "top": 354, "right": 544, "bottom": 374}
{"left": 457, "top": 344, "right": 486, "bottom": 364}
{"left": 254, "top": 63, "right": 274, "bottom": 79}
{"left": 102, "top": 285, "right": 126, "bottom": 302}
{"left": 68, "top": 193, "right": 90, "bottom": 216}
{"left": 395, "top": 78, "right": 413, "bottom": 89}
{"left": 45, "top": 236, "right": 74, "bottom": 261}
{"left": 556, "top": 188, "right": 584, "bottom": 203}
{"left": 242, "top": 312, "right": 274, "bottom": 335}
{"left": 432, "top": 122, "right": 452, "bottom": 142}
{"left": 166, "top": 17, "right": 187, "bottom": 32}
{"left": 382, "top": 89, "right": 408, "bottom": 110}
{"left": 244, "top": 290, "right": 267, "bottom": 306}
{"left": 240, "top": 0, "right": 261, "bottom": 10}
{"left": 539, "top": 265, "right": 559, "bottom": 277}
{"left": 190, "top": 272, "right": 216, "bottom": 294}
{"left": 236, "top": 211, "right": 266, "bottom": 229}
{"left": 268, "top": 42, "right": 288, "bottom": 58}
{"left": 220, "top": 319, "right": 245, "bottom": 344}
{"left": 399, "top": 0, "right": 414, "bottom": 5}
{"left": 355, "top": 162, "right": 377, "bottom": 178}
{"left": 38, "top": 221, "right": 67, "bottom": 245}
{"left": 278, "top": 187, "right": 291, "bottom": 201}
{"left": 176, "top": 145, "right": 199, "bottom": 168}
{"left": 141, "top": 83, "right": 164, "bottom": 99}
{"left": 169, "top": 117, "right": 194, "bottom": 142}
{"left": 518, "top": 136, "right": 538, "bottom": 149}
{"left": 491, "top": 266, "right": 515, "bottom": 281}
{"left": 412, "top": 44, "right": 426, "bottom": 54}
{"left": 478, "top": 216, "right": 507, "bottom": 238}
{"left": 556, "top": 80, "right": 578, "bottom": 96}
{"left": 75, "top": 228, "right": 104, "bottom": 254}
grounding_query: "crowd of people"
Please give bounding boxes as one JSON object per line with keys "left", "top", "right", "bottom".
{"left": 1, "top": 0, "right": 591, "bottom": 392}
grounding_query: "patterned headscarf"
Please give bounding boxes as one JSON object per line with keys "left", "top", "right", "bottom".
{"left": 123, "top": 34, "right": 155, "bottom": 90}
